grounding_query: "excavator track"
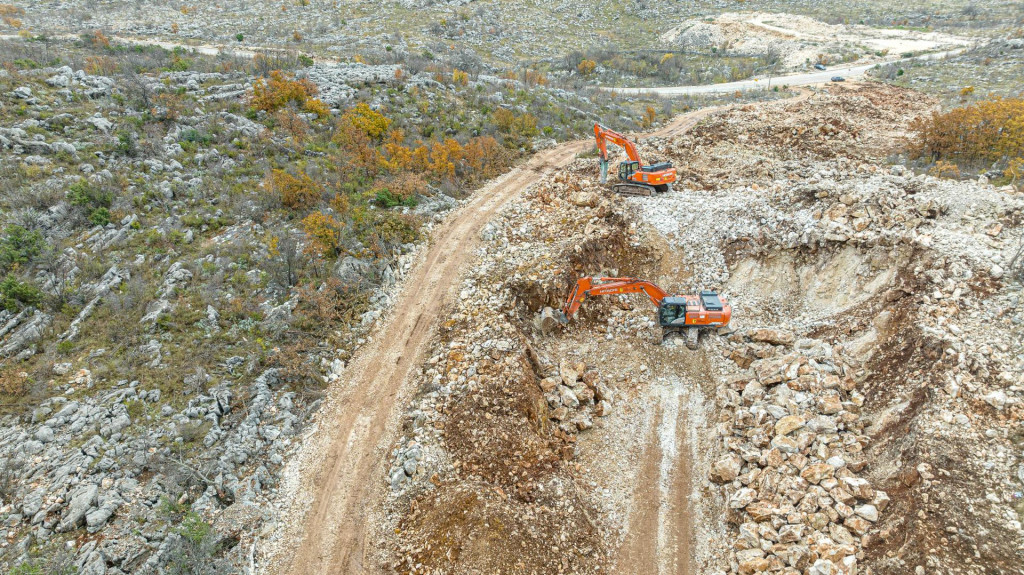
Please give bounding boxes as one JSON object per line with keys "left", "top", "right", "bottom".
{"left": 613, "top": 182, "right": 657, "bottom": 196}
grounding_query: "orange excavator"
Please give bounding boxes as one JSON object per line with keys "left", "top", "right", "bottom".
{"left": 594, "top": 123, "right": 676, "bottom": 196}
{"left": 554, "top": 277, "right": 731, "bottom": 349}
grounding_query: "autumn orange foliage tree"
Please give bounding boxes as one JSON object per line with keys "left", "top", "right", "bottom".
{"left": 911, "top": 97, "right": 1024, "bottom": 166}
{"left": 577, "top": 59, "right": 596, "bottom": 76}
{"left": 268, "top": 169, "right": 320, "bottom": 210}
{"left": 251, "top": 70, "right": 329, "bottom": 118}
{"left": 301, "top": 211, "right": 344, "bottom": 256}
{"left": 339, "top": 103, "right": 391, "bottom": 141}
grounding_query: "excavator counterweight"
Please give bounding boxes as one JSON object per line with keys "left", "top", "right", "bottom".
{"left": 554, "top": 276, "right": 730, "bottom": 349}
{"left": 594, "top": 124, "right": 677, "bottom": 196}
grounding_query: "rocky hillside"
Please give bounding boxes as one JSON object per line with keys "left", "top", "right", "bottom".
{"left": 0, "top": 34, "right": 664, "bottom": 574}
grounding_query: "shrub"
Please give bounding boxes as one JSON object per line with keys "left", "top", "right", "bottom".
{"left": 68, "top": 178, "right": 114, "bottom": 224}
{"left": 452, "top": 69, "right": 469, "bottom": 86}
{"left": 577, "top": 59, "right": 596, "bottom": 76}
{"left": 0, "top": 225, "right": 44, "bottom": 272}
{"left": 89, "top": 207, "right": 111, "bottom": 226}
{"left": 250, "top": 70, "right": 328, "bottom": 118}
{"left": 116, "top": 130, "right": 140, "bottom": 156}
{"left": 177, "top": 511, "right": 211, "bottom": 544}
{"left": 69, "top": 180, "right": 111, "bottom": 203}
{"left": 339, "top": 102, "right": 391, "bottom": 141}
{"left": 374, "top": 189, "right": 416, "bottom": 208}
{"left": 0, "top": 368, "right": 30, "bottom": 397}
{"left": 910, "top": 97, "right": 1024, "bottom": 166}
{"left": 0, "top": 275, "right": 43, "bottom": 311}
{"left": 462, "top": 135, "right": 507, "bottom": 179}
{"left": 641, "top": 105, "right": 656, "bottom": 128}
{"left": 1008, "top": 157, "right": 1024, "bottom": 188}
{"left": 374, "top": 173, "right": 425, "bottom": 208}
{"left": 428, "top": 138, "right": 464, "bottom": 179}
{"left": 523, "top": 69, "right": 547, "bottom": 87}
{"left": 301, "top": 211, "right": 343, "bottom": 256}
{"left": 91, "top": 30, "right": 111, "bottom": 49}
{"left": 235, "top": 33, "right": 244, "bottom": 42}
{"left": 268, "top": 169, "right": 320, "bottom": 210}
{"left": 929, "top": 160, "right": 961, "bottom": 179}
{"left": 492, "top": 109, "right": 538, "bottom": 140}
{"left": 9, "top": 563, "right": 41, "bottom": 575}
{"left": 369, "top": 212, "right": 420, "bottom": 249}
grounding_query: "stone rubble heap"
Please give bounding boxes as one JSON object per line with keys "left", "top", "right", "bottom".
{"left": 711, "top": 330, "right": 886, "bottom": 575}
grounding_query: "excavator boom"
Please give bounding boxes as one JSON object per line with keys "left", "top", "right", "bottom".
{"left": 594, "top": 124, "right": 642, "bottom": 165}
{"left": 554, "top": 276, "right": 731, "bottom": 349}
{"left": 560, "top": 276, "right": 668, "bottom": 321}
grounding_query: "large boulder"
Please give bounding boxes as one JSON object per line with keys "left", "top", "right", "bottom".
{"left": 58, "top": 483, "right": 99, "bottom": 532}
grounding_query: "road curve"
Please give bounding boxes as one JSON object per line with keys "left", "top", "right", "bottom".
{"left": 610, "top": 47, "right": 971, "bottom": 96}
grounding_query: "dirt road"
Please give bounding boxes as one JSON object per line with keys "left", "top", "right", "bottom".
{"left": 270, "top": 102, "right": 756, "bottom": 575}
{"left": 270, "top": 142, "right": 587, "bottom": 575}
{"left": 612, "top": 47, "right": 970, "bottom": 96}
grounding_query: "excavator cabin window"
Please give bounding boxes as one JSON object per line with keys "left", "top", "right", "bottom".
{"left": 659, "top": 303, "right": 684, "bottom": 325}
{"left": 618, "top": 161, "right": 639, "bottom": 181}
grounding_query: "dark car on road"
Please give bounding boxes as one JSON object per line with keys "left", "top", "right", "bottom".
{"left": 831, "top": 76, "right": 845, "bottom": 82}
{"left": 814, "top": 63, "right": 827, "bottom": 70}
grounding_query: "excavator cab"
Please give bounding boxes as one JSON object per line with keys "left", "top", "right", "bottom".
{"left": 618, "top": 161, "right": 639, "bottom": 181}
{"left": 658, "top": 297, "right": 689, "bottom": 326}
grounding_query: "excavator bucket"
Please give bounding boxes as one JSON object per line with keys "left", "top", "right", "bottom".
{"left": 539, "top": 307, "right": 568, "bottom": 333}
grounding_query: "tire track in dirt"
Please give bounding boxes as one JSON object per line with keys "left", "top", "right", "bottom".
{"left": 270, "top": 99, "right": 788, "bottom": 575}
{"left": 617, "top": 345, "right": 723, "bottom": 575}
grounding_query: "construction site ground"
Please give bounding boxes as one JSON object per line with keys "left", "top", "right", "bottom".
{"left": 264, "top": 82, "right": 1024, "bottom": 575}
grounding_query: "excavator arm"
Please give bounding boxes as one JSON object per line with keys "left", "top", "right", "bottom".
{"left": 559, "top": 276, "right": 669, "bottom": 321}
{"left": 594, "top": 124, "right": 643, "bottom": 164}
{"left": 595, "top": 124, "right": 642, "bottom": 184}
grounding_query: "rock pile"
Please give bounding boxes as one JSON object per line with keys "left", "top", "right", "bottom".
{"left": 540, "top": 359, "right": 614, "bottom": 432}
{"left": 712, "top": 330, "right": 886, "bottom": 575}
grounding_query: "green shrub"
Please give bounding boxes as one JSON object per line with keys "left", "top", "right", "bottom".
{"left": 178, "top": 511, "right": 211, "bottom": 544}
{"left": 0, "top": 276, "right": 43, "bottom": 311}
{"left": 9, "top": 562, "right": 43, "bottom": 575}
{"left": 116, "top": 130, "right": 139, "bottom": 157}
{"left": 68, "top": 179, "right": 112, "bottom": 209}
{"left": 235, "top": 33, "right": 244, "bottom": 42}
{"left": 374, "top": 189, "right": 417, "bottom": 208}
{"left": 0, "top": 225, "right": 44, "bottom": 272}
{"left": 181, "top": 128, "right": 212, "bottom": 145}
{"left": 89, "top": 207, "right": 111, "bottom": 226}
{"left": 12, "top": 58, "right": 39, "bottom": 70}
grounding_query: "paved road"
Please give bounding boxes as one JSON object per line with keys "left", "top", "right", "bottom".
{"left": 611, "top": 47, "right": 971, "bottom": 96}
